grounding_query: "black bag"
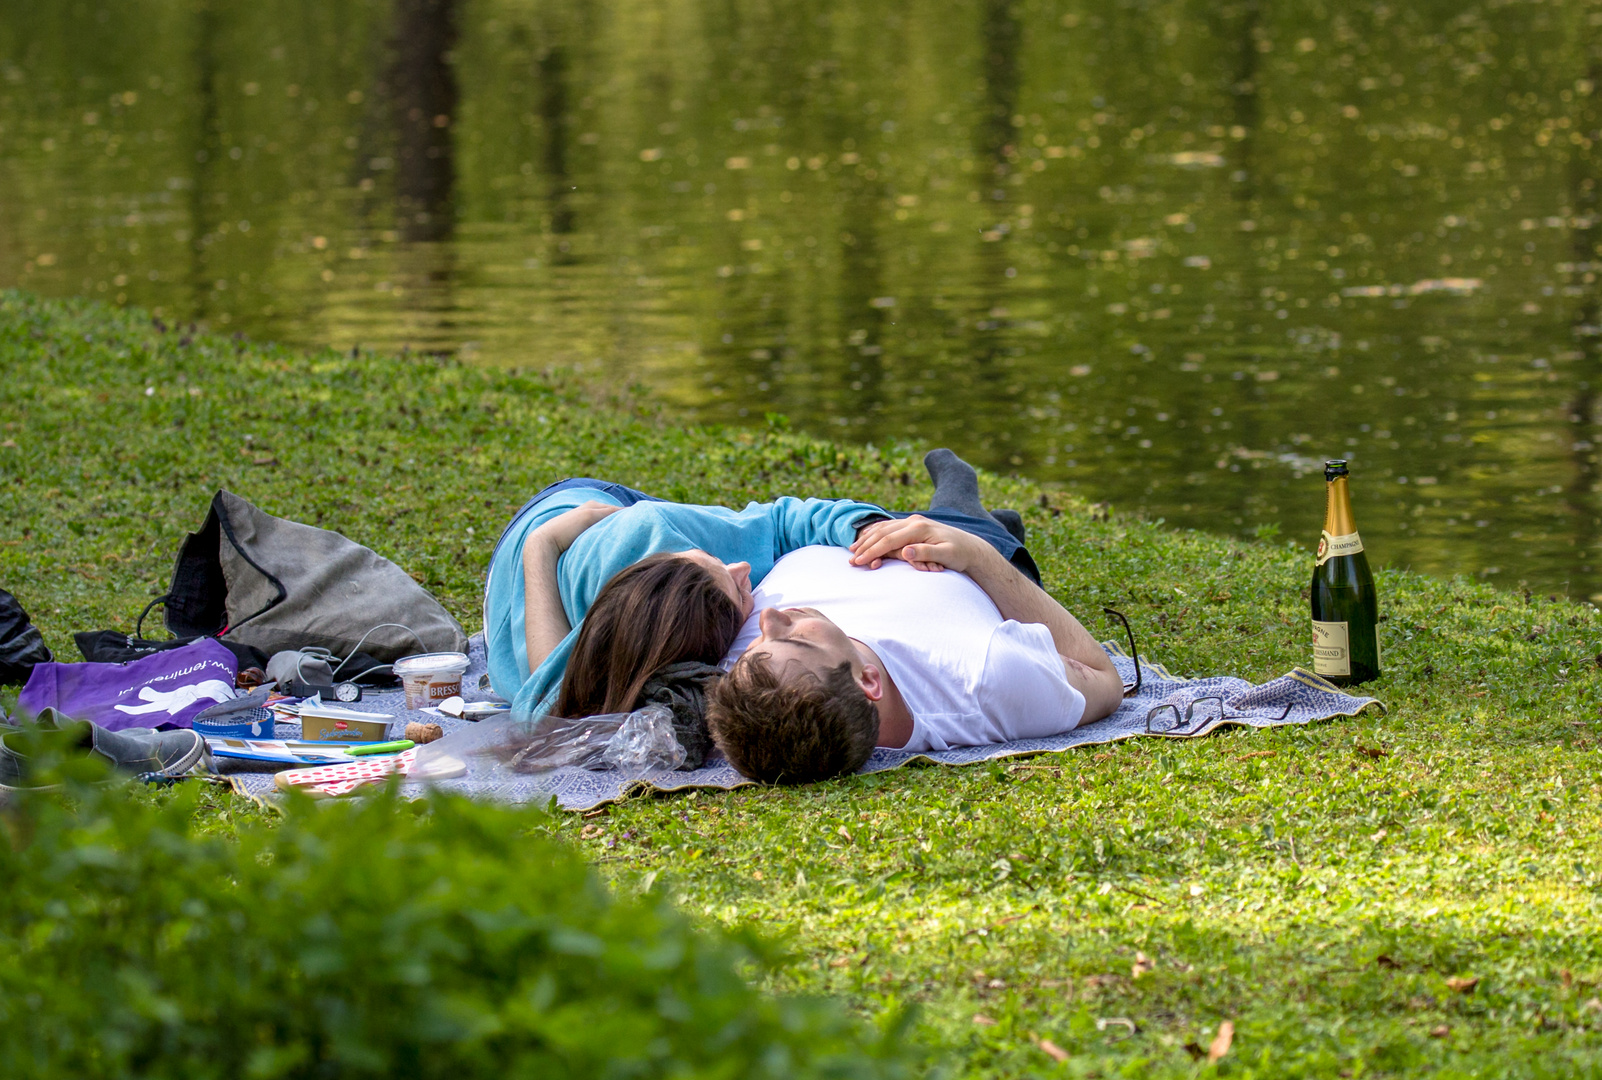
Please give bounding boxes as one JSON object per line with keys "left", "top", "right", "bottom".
{"left": 0, "top": 587, "right": 52, "bottom": 686}
{"left": 160, "top": 490, "right": 468, "bottom": 663}
{"left": 73, "top": 625, "right": 269, "bottom": 672}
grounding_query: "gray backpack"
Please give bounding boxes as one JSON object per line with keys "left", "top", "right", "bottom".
{"left": 158, "top": 490, "right": 467, "bottom": 663}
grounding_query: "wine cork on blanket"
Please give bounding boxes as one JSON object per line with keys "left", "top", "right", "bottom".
{"left": 405, "top": 722, "right": 444, "bottom": 745}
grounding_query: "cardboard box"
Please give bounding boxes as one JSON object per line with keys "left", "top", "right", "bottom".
{"left": 298, "top": 704, "right": 392, "bottom": 743}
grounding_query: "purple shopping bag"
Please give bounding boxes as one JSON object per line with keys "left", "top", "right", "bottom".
{"left": 17, "top": 638, "right": 238, "bottom": 731}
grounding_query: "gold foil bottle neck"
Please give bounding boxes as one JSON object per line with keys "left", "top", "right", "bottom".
{"left": 1324, "top": 475, "right": 1357, "bottom": 537}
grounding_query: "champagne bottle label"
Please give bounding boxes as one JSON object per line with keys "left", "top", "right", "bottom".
{"left": 1312, "top": 620, "right": 1350, "bottom": 676}
{"left": 1315, "top": 530, "right": 1364, "bottom": 567}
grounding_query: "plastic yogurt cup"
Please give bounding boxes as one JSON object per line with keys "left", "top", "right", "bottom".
{"left": 393, "top": 652, "right": 471, "bottom": 710}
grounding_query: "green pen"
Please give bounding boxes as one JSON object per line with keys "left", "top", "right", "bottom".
{"left": 346, "top": 739, "right": 415, "bottom": 756}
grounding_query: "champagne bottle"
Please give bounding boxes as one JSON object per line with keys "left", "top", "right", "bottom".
{"left": 1310, "top": 459, "right": 1380, "bottom": 686}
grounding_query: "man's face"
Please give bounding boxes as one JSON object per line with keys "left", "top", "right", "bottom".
{"left": 677, "top": 549, "right": 754, "bottom": 620}
{"left": 739, "top": 605, "right": 858, "bottom": 683}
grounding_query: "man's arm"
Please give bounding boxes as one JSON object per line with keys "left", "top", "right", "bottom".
{"left": 1059, "top": 654, "right": 1123, "bottom": 724}
{"left": 522, "top": 501, "right": 620, "bottom": 673}
{"left": 849, "top": 516, "right": 1125, "bottom": 722}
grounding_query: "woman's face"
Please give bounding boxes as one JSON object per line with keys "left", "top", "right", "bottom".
{"left": 677, "top": 549, "right": 754, "bottom": 620}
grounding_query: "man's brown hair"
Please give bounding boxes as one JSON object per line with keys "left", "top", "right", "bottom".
{"left": 556, "top": 553, "right": 742, "bottom": 718}
{"left": 707, "top": 655, "right": 878, "bottom": 783}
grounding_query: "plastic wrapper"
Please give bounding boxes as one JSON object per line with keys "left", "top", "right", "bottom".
{"left": 601, "top": 706, "right": 686, "bottom": 771}
{"left": 408, "top": 704, "right": 684, "bottom": 783}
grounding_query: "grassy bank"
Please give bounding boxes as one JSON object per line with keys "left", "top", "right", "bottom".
{"left": 3, "top": 291, "right": 1602, "bottom": 1077}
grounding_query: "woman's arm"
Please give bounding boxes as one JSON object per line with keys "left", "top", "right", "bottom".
{"left": 767, "top": 496, "right": 890, "bottom": 554}
{"left": 522, "top": 501, "right": 620, "bottom": 673}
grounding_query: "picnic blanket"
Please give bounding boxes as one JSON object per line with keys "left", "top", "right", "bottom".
{"left": 222, "top": 635, "right": 1383, "bottom": 812}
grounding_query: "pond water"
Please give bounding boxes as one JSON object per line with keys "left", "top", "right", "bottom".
{"left": 4, "top": 0, "right": 1602, "bottom": 597}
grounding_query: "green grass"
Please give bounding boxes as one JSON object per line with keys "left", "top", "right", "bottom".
{"left": 4, "top": 290, "right": 1602, "bottom": 1077}
{"left": 0, "top": 748, "right": 916, "bottom": 1080}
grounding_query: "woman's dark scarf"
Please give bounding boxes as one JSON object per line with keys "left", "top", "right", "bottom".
{"left": 638, "top": 661, "right": 723, "bottom": 770}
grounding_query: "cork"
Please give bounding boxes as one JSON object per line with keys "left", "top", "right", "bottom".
{"left": 404, "top": 721, "right": 444, "bottom": 745}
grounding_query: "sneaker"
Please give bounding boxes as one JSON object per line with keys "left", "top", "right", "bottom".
{"left": 0, "top": 709, "right": 212, "bottom": 799}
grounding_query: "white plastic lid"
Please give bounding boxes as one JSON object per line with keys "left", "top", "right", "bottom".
{"left": 393, "top": 652, "right": 470, "bottom": 677}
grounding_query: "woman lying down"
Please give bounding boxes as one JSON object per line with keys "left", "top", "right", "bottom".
{"left": 482, "top": 451, "right": 1117, "bottom": 781}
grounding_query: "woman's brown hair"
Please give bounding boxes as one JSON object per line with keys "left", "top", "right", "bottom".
{"left": 554, "top": 552, "right": 743, "bottom": 718}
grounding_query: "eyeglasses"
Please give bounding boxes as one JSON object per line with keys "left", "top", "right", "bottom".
{"left": 1102, "top": 607, "right": 1144, "bottom": 698}
{"left": 1145, "top": 694, "right": 1293, "bottom": 736}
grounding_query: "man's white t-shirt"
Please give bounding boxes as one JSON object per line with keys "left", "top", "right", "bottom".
{"left": 722, "top": 546, "right": 1085, "bottom": 752}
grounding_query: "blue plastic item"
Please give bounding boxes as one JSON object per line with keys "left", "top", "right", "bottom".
{"left": 191, "top": 708, "right": 275, "bottom": 739}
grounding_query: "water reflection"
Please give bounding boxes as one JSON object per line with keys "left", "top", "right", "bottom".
{"left": 1564, "top": 47, "right": 1602, "bottom": 570}
{"left": 4, "top": 0, "right": 1602, "bottom": 596}
{"left": 186, "top": 0, "right": 219, "bottom": 323}
{"left": 389, "top": 0, "right": 458, "bottom": 243}
{"left": 537, "top": 43, "right": 575, "bottom": 242}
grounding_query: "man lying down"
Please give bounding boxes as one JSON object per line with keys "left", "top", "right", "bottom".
{"left": 707, "top": 513, "right": 1125, "bottom": 783}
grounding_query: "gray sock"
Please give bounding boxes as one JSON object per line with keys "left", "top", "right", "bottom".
{"left": 925, "top": 449, "right": 987, "bottom": 518}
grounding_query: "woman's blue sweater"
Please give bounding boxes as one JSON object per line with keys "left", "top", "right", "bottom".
{"left": 483, "top": 487, "right": 883, "bottom": 719}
